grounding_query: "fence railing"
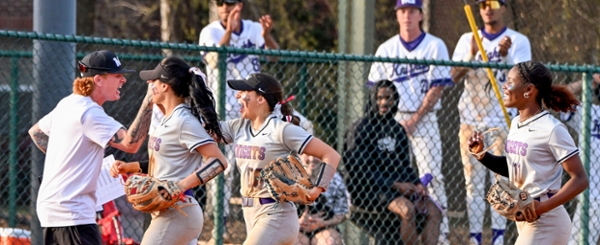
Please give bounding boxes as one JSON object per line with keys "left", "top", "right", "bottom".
{"left": 0, "top": 30, "right": 597, "bottom": 245}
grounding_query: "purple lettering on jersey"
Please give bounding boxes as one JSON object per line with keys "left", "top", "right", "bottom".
{"left": 505, "top": 140, "right": 528, "bottom": 156}
{"left": 476, "top": 48, "right": 503, "bottom": 63}
{"left": 234, "top": 144, "right": 266, "bottom": 160}
{"left": 148, "top": 136, "right": 161, "bottom": 151}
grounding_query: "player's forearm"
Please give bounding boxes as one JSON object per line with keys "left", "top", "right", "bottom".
{"left": 178, "top": 156, "right": 227, "bottom": 190}
{"left": 218, "top": 31, "right": 233, "bottom": 47}
{"left": 28, "top": 124, "right": 48, "bottom": 154}
{"left": 451, "top": 67, "right": 469, "bottom": 83}
{"left": 413, "top": 86, "right": 443, "bottom": 122}
{"left": 477, "top": 152, "right": 509, "bottom": 177}
{"left": 538, "top": 174, "right": 587, "bottom": 214}
{"left": 263, "top": 33, "right": 280, "bottom": 62}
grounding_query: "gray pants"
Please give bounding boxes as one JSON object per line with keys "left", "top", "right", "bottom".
{"left": 141, "top": 196, "right": 203, "bottom": 245}
{"left": 515, "top": 205, "right": 571, "bottom": 245}
{"left": 242, "top": 200, "right": 299, "bottom": 245}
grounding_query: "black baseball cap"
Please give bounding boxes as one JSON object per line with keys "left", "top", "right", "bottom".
{"left": 217, "top": 0, "right": 242, "bottom": 4}
{"left": 79, "top": 50, "right": 135, "bottom": 77}
{"left": 227, "top": 73, "right": 281, "bottom": 95}
{"left": 139, "top": 63, "right": 170, "bottom": 82}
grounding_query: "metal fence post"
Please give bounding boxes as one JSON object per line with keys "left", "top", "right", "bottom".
{"left": 8, "top": 57, "right": 19, "bottom": 228}
{"left": 212, "top": 48, "right": 228, "bottom": 245}
{"left": 579, "top": 71, "right": 592, "bottom": 245}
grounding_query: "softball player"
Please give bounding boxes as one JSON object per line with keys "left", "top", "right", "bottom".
{"left": 28, "top": 50, "right": 153, "bottom": 245}
{"left": 561, "top": 76, "right": 600, "bottom": 245}
{"left": 198, "top": 0, "right": 279, "bottom": 227}
{"left": 368, "top": 0, "right": 452, "bottom": 241}
{"left": 468, "top": 62, "right": 588, "bottom": 245}
{"left": 451, "top": 1, "right": 531, "bottom": 243}
{"left": 111, "top": 57, "right": 228, "bottom": 245}
{"left": 221, "top": 73, "right": 340, "bottom": 245}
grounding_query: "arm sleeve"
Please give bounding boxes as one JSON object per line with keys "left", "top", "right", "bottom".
{"left": 280, "top": 124, "right": 313, "bottom": 154}
{"left": 180, "top": 117, "right": 215, "bottom": 153}
{"left": 509, "top": 35, "right": 532, "bottom": 63}
{"left": 367, "top": 46, "right": 388, "bottom": 85}
{"left": 429, "top": 39, "right": 453, "bottom": 87}
{"left": 548, "top": 124, "right": 580, "bottom": 164}
{"left": 478, "top": 152, "right": 509, "bottom": 177}
{"left": 451, "top": 34, "right": 470, "bottom": 61}
{"left": 37, "top": 111, "right": 54, "bottom": 135}
{"left": 82, "top": 107, "right": 123, "bottom": 147}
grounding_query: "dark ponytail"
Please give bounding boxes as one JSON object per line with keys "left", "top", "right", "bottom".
{"left": 280, "top": 103, "right": 301, "bottom": 126}
{"left": 189, "top": 71, "right": 224, "bottom": 143}
{"left": 517, "top": 61, "right": 579, "bottom": 112}
{"left": 159, "top": 57, "right": 224, "bottom": 142}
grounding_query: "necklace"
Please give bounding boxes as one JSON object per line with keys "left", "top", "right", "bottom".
{"left": 519, "top": 107, "right": 543, "bottom": 123}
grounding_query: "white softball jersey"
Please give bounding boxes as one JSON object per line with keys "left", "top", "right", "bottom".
{"left": 506, "top": 111, "right": 579, "bottom": 198}
{"left": 199, "top": 20, "right": 266, "bottom": 120}
{"left": 367, "top": 32, "right": 453, "bottom": 112}
{"left": 452, "top": 27, "right": 531, "bottom": 128}
{"left": 37, "top": 94, "right": 123, "bottom": 227}
{"left": 147, "top": 103, "right": 215, "bottom": 182}
{"left": 220, "top": 114, "right": 313, "bottom": 198}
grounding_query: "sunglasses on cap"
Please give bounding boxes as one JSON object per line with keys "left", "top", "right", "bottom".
{"left": 216, "top": 0, "right": 240, "bottom": 7}
{"left": 78, "top": 61, "right": 111, "bottom": 74}
{"left": 479, "top": 1, "right": 502, "bottom": 10}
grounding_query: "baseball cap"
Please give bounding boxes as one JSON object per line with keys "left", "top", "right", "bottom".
{"left": 227, "top": 73, "right": 280, "bottom": 95}
{"left": 216, "top": 0, "right": 242, "bottom": 5}
{"left": 139, "top": 63, "right": 170, "bottom": 82}
{"left": 78, "top": 50, "right": 135, "bottom": 77}
{"left": 395, "top": 0, "right": 422, "bottom": 10}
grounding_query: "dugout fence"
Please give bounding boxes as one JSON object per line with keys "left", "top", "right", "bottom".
{"left": 0, "top": 30, "right": 598, "bottom": 245}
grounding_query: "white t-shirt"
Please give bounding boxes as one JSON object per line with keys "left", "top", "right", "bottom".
{"left": 199, "top": 20, "right": 266, "bottom": 120}
{"left": 148, "top": 104, "right": 214, "bottom": 182}
{"left": 368, "top": 32, "right": 453, "bottom": 112}
{"left": 560, "top": 105, "right": 600, "bottom": 199}
{"left": 220, "top": 114, "right": 313, "bottom": 198}
{"left": 37, "top": 94, "right": 122, "bottom": 227}
{"left": 452, "top": 27, "right": 531, "bottom": 128}
{"left": 505, "top": 111, "right": 578, "bottom": 198}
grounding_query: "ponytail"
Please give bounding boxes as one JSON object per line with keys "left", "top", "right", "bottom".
{"left": 73, "top": 77, "right": 95, "bottom": 96}
{"left": 543, "top": 85, "right": 579, "bottom": 112}
{"left": 280, "top": 103, "right": 301, "bottom": 126}
{"left": 188, "top": 70, "right": 224, "bottom": 143}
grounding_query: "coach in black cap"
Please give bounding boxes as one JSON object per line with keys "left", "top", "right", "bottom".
{"left": 28, "top": 49, "right": 153, "bottom": 245}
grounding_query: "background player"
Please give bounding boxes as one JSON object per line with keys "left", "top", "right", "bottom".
{"left": 561, "top": 74, "right": 600, "bottom": 245}
{"left": 468, "top": 61, "right": 588, "bottom": 245}
{"left": 367, "top": 0, "right": 452, "bottom": 242}
{"left": 110, "top": 57, "right": 229, "bottom": 245}
{"left": 451, "top": 1, "right": 531, "bottom": 243}
{"left": 221, "top": 73, "right": 340, "bottom": 245}
{"left": 344, "top": 79, "right": 442, "bottom": 245}
{"left": 198, "top": 0, "right": 280, "bottom": 233}
{"left": 28, "top": 50, "right": 153, "bottom": 245}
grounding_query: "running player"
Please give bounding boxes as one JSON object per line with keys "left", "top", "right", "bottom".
{"left": 367, "top": 0, "right": 452, "bottom": 242}
{"left": 221, "top": 73, "right": 340, "bottom": 245}
{"left": 110, "top": 57, "right": 228, "bottom": 245}
{"left": 198, "top": 0, "right": 280, "bottom": 229}
{"left": 451, "top": 1, "right": 531, "bottom": 243}
{"left": 468, "top": 61, "right": 588, "bottom": 245}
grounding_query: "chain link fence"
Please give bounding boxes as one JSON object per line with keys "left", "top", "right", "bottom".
{"left": 0, "top": 30, "right": 598, "bottom": 245}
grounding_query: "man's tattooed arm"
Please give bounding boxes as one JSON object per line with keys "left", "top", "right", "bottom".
{"left": 128, "top": 94, "right": 153, "bottom": 145}
{"left": 29, "top": 124, "right": 48, "bottom": 154}
{"left": 108, "top": 86, "right": 154, "bottom": 153}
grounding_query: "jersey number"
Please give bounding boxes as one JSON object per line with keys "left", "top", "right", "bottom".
{"left": 420, "top": 79, "right": 429, "bottom": 94}
{"left": 251, "top": 58, "right": 260, "bottom": 72}
{"left": 245, "top": 167, "right": 265, "bottom": 189}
